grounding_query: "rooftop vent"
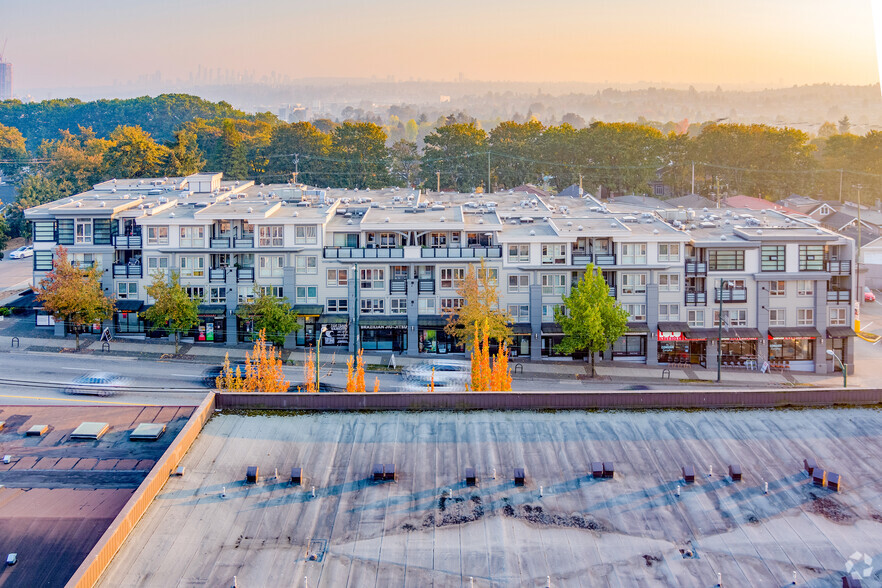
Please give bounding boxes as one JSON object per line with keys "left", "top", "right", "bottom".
{"left": 291, "top": 467, "right": 302, "bottom": 485}
{"left": 577, "top": 225, "right": 583, "bottom": 231}
{"left": 465, "top": 467, "right": 477, "bottom": 486}
{"left": 514, "top": 467, "right": 526, "bottom": 486}
{"left": 622, "top": 215, "right": 637, "bottom": 223}
{"left": 75, "top": 202, "right": 83, "bottom": 208}
{"left": 246, "top": 466, "right": 259, "bottom": 483}
{"left": 529, "top": 230, "right": 536, "bottom": 236}
{"left": 478, "top": 218, "right": 484, "bottom": 224}
{"left": 385, "top": 217, "right": 390, "bottom": 223}
{"left": 130, "top": 423, "right": 166, "bottom": 441}
{"left": 247, "top": 207, "right": 253, "bottom": 213}
{"left": 25, "top": 425, "right": 49, "bottom": 437}
{"left": 169, "top": 212, "right": 175, "bottom": 218}
{"left": 70, "top": 422, "right": 109, "bottom": 441}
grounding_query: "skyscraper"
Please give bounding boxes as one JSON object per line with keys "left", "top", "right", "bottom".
{"left": 0, "top": 61, "right": 13, "bottom": 100}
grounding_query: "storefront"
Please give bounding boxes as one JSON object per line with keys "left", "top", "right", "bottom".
{"left": 612, "top": 322, "right": 648, "bottom": 363}
{"left": 319, "top": 314, "right": 350, "bottom": 347}
{"left": 114, "top": 299, "right": 145, "bottom": 335}
{"left": 360, "top": 316, "right": 407, "bottom": 352}
{"left": 508, "top": 324, "right": 532, "bottom": 358}
{"left": 292, "top": 305, "right": 324, "bottom": 347}
{"left": 767, "top": 327, "right": 820, "bottom": 372}
{"left": 541, "top": 322, "right": 585, "bottom": 358}
{"left": 826, "top": 326, "right": 855, "bottom": 373}
{"left": 193, "top": 305, "right": 226, "bottom": 343}
{"left": 418, "top": 316, "right": 464, "bottom": 355}
{"left": 656, "top": 322, "right": 706, "bottom": 366}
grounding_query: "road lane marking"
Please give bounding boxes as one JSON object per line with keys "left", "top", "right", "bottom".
{"left": 0, "top": 393, "right": 159, "bottom": 405}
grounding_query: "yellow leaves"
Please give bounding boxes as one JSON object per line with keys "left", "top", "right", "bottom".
{"left": 470, "top": 319, "right": 512, "bottom": 392}
{"left": 444, "top": 258, "right": 511, "bottom": 351}
{"left": 304, "top": 347, "right": 316, "bottom": 394}
{"left": 373, "top": 376, "right": 380, "bottom": 394}
{"left": 344, "top": 350, "right": 367, "bottom": 393}
{"left": 346, "top": 355, "right": 357, "bottom": 393}
{"left": 355, "top": 349, "right": 366, "bottom": 393}
{"left": 218, "top": 329, "right": 289, "bottom": 393}
{"left": 427, "top": 368, "right": 435, "bottom": 393}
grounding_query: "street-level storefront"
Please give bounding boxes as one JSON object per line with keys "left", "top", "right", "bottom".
{"left": 319, "top": 314, "right": 349, "bottom": 348}
{"left": 509, "top": 324, "right": 532, "bottom": 358}
{"left": 293, "top": 305, "right": 324, "bottom": 347}
{"left": 657, "top": 322, "right": 706, "bottom": 366}
{"left": 718, "top": 328, "right": 761, "bottom": 369}
{"left": 193, "top": 305, "right": 226, "bottom": 343}
{"left": 418, "top": 316, "right": 464, "bottom": 355}
{"left": 767, "top": 327, "right": 820, "bottom": 372}
{"left": 360, "top": 316, "right": 407, "bottom": 352}
{"left": 826, "top": 326, "right": 856, "bottom": 373}
{"left": 612, "top": 322, "right": 648, "bottom": 363}
{"left": 114, "top": 299, "right": 145, "bottom": 335}
{"left": 541, "top": 322, "right": 587, "bottom": 358}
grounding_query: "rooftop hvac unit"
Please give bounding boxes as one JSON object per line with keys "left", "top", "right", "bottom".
{"left": 70, "top": 422, "right": 109, "bottom": 441}
{"left": 513, "top": 468, "right": 525, "bottom": 486}
{"left": 291, "top": 467, "right": 302, "bottom": 485}
{"left": 682, "top": 465, "right": 695, "bottom": 483}
{"left": 804, "top": 457, "right": 818, "bottom": 475}
{"left": 592, "top": 462, "right": 603, "bottom": 478}
{"left": 246, "top": 466, "right": 259, "bottom": 483}
{"left": 130, "top": 423, "right": 166, "bottom": 441}
{"left": 465, "top": 467, "right": 477, "bottom": 487}
{"left": 621, "top": 216, "right": 637, "bottom": 223}
{"left": 6, "top": 554, "right": 16, "bottom": 566}
{"left": 728, "top": 464, "right": 742, "bottom": 481}
{"left": 26, "top": 425, "right": 49, "bottom": 437}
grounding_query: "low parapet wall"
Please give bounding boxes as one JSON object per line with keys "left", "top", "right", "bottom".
{"left": 215, "top": 388, "right": 882, "bottom": 411}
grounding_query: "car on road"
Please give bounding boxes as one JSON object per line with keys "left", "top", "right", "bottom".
{"left": 865, "top": 287, "right": 876, "bottom": 303}
{"left": 401, "top": 360, "right": 470, "bottom": 391}
{"left": 63, "top": 372, "right": 130, "bottom": 396}
{"left": 202, "top": 363, "right": 248, "bottom": 387}
{"left": 8, "top": 246, "right": 33, "bottom": 259}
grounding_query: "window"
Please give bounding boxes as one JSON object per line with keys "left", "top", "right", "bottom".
{"left": 180, "top": 226, "right": 205, "bottom": 248}
{"left": 658, "top": 274, "right": 679, "bottom": 292}
{"left": 430, "top": 232, "right": 447, "bottom": 247}
{"left": 714, "top": 309, "right": 747, "bottom": 327}
{"left": 33, "top": 221, "right": 55, "bottom": 242}
{"left": 327, "top": 299, "right": 349, "bottom": 313}
{"left": 508, "top": 244, "right": 529, "bottom": 262}
{"left": 146, "top": 256, "right": 169, "bottom": 276}
{"left": 623, "top": 303, "right": 646, "bottom": 321}
{"left": 180, "top": 256, "right": 205, "bottom": 278}
{"left": 613, "top": 335, "right": 646, "bottom": 357}
{"left": 390, "top": 298, "right": 406, "bottom": 314}
{"left": 294, "top": 225, "right": 317, "bottom": 245}
{"left": 769, "top": 309, "right": 786, "bottom": 326}
{"left": 326, "top": 269, "right": 348, "bottom": 287}
{"left": 147, "top": 226, "right": 169, "bottom": 245}
{"left": 391, "top": 265, "right": 408, "bottom": 280}
{"left": 687, "top": 309, "right": 704, "bottom": 328}
{"left": 478, "top": 267, "right": 498, "bottom": 286}
{"left": 295, "top": 255, "right": 317, "bottom": 275}
{"left": 360, "top": 268, "right": 384, "bottom": 289}
{"left": 361, "top": 298, "right": 384, "bottom": 314}
{"left": 258, "top": 255, "right": 284, "bottom": 278}
{"left": 75, "top": 218, "right": 92, "bottom": 244}
{"left": 761, "top": 245, "right": 785, "bottom": 272}
{"left": 238, "top": 286, "right": 255, "bottom": 303}
{"left": 440, "top": 268, "right": 465, "bottom": 289}
{"left": 117, "top": 282, "right": 137, "bottom": 299}
{"left": 185, "top": 286, "right": 204, "bottom": 300}
{"left": 797, "top": 280, "right": 814, "bottom": 296}
{"left": 829, "top": 307, "right": 848, "bottom": 326}
{"left": 259, "top": 225, "right": 284, "bottom": 247}
{"left": 441, "top": 298, "right": 464, "bottom": 312}
{"left": 708, "top": 249, "right": 744, "bottom": 271}
{"left": 209, "top": 287, "right": 226, "bottom": 304}
{"left": 541, "top": 274, "right": 566, "bottom": 296}
{"left": 508, "top": 274, "right": 529, "bottom": 293}
{"left": 770, "top": 281, "right": 786, "bottom": 296}
{"left": 621, "top": 273, "right": 647, "bottom": 295}
{"left": 797, "top": 308, "right": 814, "bottom": 326}
{"left": 621, "top": 243, "right": 647, "bottom": 264}
{"left": 260, "top": 285, "right": 284, "bottom": 298}
{"left": 659, "top": 303, "right": 680, "bottom": 321}
{"left": 542, "top": 303, "right": 565, "bottom": 320}
{"left": 71, "top": 253, "right": 94, "bottom": 268}
{"left": 508, "top": 304, "right": 529, "bottom": 320}
{"left": 93, "top": 219, "right": 113, "bottom": 245}
{"left": 295, "top": 286, "right": 317, "bottom": 303}
{"left": 541, "top": 244, "right": 566, "bottom": 264}
{"left": 799, "top": 244, "right": 824, "bottom": 271}
{"left": 34, "top": 250, "right": 53, "bottom": 271}
{"left": 658, "top": 243, "right": 680, "bottom": 262}
{"left": 418, "top": 298, "right": 436, "bottom": 314}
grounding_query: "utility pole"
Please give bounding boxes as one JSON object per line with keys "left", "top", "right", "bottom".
{"left": 838, "top": 169, "right": 843, "bottom": 203}
{"left": 487, "top": 150, "right": 491, "bottom": 195}
{"left": 436, "top": 171, "right": 441, "bottom": 193}
{"left": 691, "top": 162, "right": 695, "bottom": 195}
{"left": 293, "top": 153, "right": 299, "bottom": 184}
{"left": 854, "top": 184, "right": 863, "bottom": 299}
{"left": 579, "top": 173, "right": 584, "bottom": 197}
{"left": 714, "top": 175, "right": 721, "bottom": 208}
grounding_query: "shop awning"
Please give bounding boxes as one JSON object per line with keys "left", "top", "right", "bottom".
{"left": 767, "top": 327, "right": 822, "bottom": 339}
{"left": 626, "top": 322, "right": 649, "bottom": 333}
{"left": 359, "top": 316, "right": 407, "bottom": 329}
{"left": 115, "top": 299, "right": 144, "bottom": 312}
{"left": 657, "top": 321, "right": 692, "bottom": 341}
{"left": 541, "top": 322, "right": 564, "bottom": 334}
{"left": 293, "top": 304, "right": 324, "bottom": 317}
{"left": 197, "top": 304, "right": 227, "bottom": 316}
{"left": 319, "top": 314, "right": 349, "bottom": 324}
{"left": 512, "top": 323, "right": 532, "bottom": 335}
{"left": 691, "top": 327, "right": 762, "bottom": 341}
{"left": 418, "top": 315, "right": 449, "bottom": 328}
{"left": 657, "top": 321, "right": 690, "bottom": 332}
{"left": 827, "top": 326, "right": 857, "bottom": 338}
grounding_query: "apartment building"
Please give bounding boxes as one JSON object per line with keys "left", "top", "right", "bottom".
{"left": 24, "top": 173, "right": 856, "bottom": 374}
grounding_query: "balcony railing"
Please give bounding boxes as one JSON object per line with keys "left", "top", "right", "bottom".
{"left": 113, "top": 235, "right": 142, "bottom": 248}
{"left": 685, "top": 260, "right": 707, "bottom": 275}
{"left": 825, "top": 260, "right": 852, "bottom": 274}
{"left": 390, "top": 279, "right": 407, "bottom": 294}
{"left": 210, "top": 237, "right": 231, "bottom": 249}
{"left": 209, "top": 268, "right": 226, "bottom": 283}
{"left": 418, "top": 279, "right": 435, "bottom": 294}
{"left": 572, "top": 252, "right": 591, "bottom": 266}
{"left": 685, "top": 291, "right": 708, "bottom": 305}
{"left": 714, "top": 287, "right": 747, "bottom": 303}
{"left": 237, "top": 267, "right": 255, "bottom": 282}
{"left": 323, "top": 247, "right": 404, "bottom": 259}
{"left": 594, "top": 253, "right": 616, "bottom": 266}
{"left": 827, "top": 290, "right": 851, "bottom": 303}
{"left": 112, "top": 263, "right": 142, "bottom": 278}
{"left": 608, "top": 286, "right": 616, "bottom": 298}
{"left": 234, "top": 237, "right": 254, "bottom": 248}
{"left": 420, "top": 246, "right": 502, "bottom": 259}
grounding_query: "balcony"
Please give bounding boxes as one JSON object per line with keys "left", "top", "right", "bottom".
{"left": 825, "top": 260, "right": 852, "bottom": 274}
{"left": 827, "top": 289, "right": 851, "bottom": 303}
{"left": 112, "top": 263, "right": 142, "bottom": 278}
{"left": 237, "top": 267, "right": 255, "bottom": 282}
{"left": 234, "top": 237, "right": 254, "bottom": 248}
{"left": 323, "top": 247, "right": 404, "bottom": 259}
{"left": 572, "top": 251, "right": 591, "bottom": 266}
{"left": 594, "top": 253, "right": 616, "bottom": 266}
{"left": 685, "top": 291, "right": 708, "bottom": 305}
{"left": 390, "top": 279, "right": 407, "bottom": 294}
{"left": 209, "top": 268, "right": 226, "bottom": 283}
{"left": 210, "top": 237, "right": 231, "bottom": 249}
{"left": 685, "top": 260, "right": 707, "bottom": 275}
{"left": 418, "top": 279, "right": 435, "bottom": 294}
{"left": 714, "top": 287, "right": 747, "bottom": 303}
{"left": 113, "top": 235, "right": 142, "bottom": 249}
{"left": 420, "top": 246, "right": 502, "bottom": 259}
{"left": 608, "top": 286, "right": 616, "bottom": 298}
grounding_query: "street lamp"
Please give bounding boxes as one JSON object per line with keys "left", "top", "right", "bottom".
{"left": 826, "top": 349, "right": 847, "bottom": 388}
{"left": 316, "top": 325, "right": 327, "bottom": 392}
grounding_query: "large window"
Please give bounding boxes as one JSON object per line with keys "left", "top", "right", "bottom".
{"left": 621, "top": 243, "right": 647, "bottom": 264}
{"left": 209, "top": 287, "right": 226, "bottom": 304}
{"left": 147, "top": 226, "right": 169, "bottom": 245}
{"left": 621, "top": 273, "right": 647, "bottom": 295}
{"left": 258, "top": 255, "right": 284, "bottom": 278}
{"left": 797, "top": 280, "right": 814, "bottom": 296}
{"left": 658, "top": 273, "right": 679, "bottom": 292}
{"left": 769, "top": 338, "right": 814, "bottom": 361}
{"left": 185, "top": 286, "right": 204, "bottom": 300}
{"left": 430, "top": 232, "right": 447, "bottom": 247}
{"left": 761, "top": 245, "right": 785, "bottom": 272}
{"left": 295, "top": 255, "right": 317, "bottom": 275}
{"left": 75, "top": 218, "right": 92, "bottom": 244}
{"left": 327, "top": 269, "right": 348, "bottom": 287}
{"left": 508, "top": 244, "right": 529, "bottom": 263}
{"left": 658, "top": 243, "right": 680, "bottom": 262}
{"left": 258, "top": 225, "right": 284, "bottom": 247}
{"left": 295, "top": 225, "right": 317, "bottom": 245}
{"left": 33, "top": 221, "right": 56, "bottom": 242}
{"left": 613, "top": 335, "right": 646, "bottom": 357}
{"left": 327, "top": 299, "right": 349, "bottom": 313}
{"left": 508, "top": 304, "right": 529, "bottom": 320}
{"left": 687, "top": 309, "right": 704, "bottom": 328}
{"left": 659, "top": 303, "right": 680, "bottom": 321}
{"left": 714, "top": 309, "right": 747, "bottom": 327}
{"left": 797, "top": 308, "right": 814, "bottom": 326}
{"left": 799, "top": 244, "right": 825, "bottom": 271}
{"left": 440, "top": 268, "right": 465, "bottom": 289}
{"left": 295, "top": 286, "right": 317, "bottom": 303}
{"left": 180, "top": 226, "right": 205, "bottom": 248}
{"left": 418, "top": 298, "right": 436, "bottom": 314}
{"left": 146, "top": 256, "right": 169, "bottom": 276}
{"left": 117, "top": 282, "right": 137, "bottom": 299}
{"left": 541, "top": 244, "right": 566, "bottom": 264}
{"left": 769, "top": 309, "right": 786, "bottom": 326}
{"left": 508, "top": 274, "right": 529, "bottom": 293}
{"left": 623, "top": 303, "right": 647, "bottom": 321}
{"left": 360, "top": 268, "right": 384, "bottom": 289}
{"left": 542, "top": 303, "right": 565, "bottom": 320}
{"left": 34, "top": 250, "right": 53, "bottom": 271}
{"left": 829, "top": 307, "right": 848, "bottom": 326}
{"left": 708, "top": 249, "right": 744, "bottom": 271}
{"left": 541, "top": 274, "right": 566, "bottom": 296}
{"left": 390, "top": 298, "right": 406, "bottom": 314}
{"left": 478, "top": 267, "right": 498, "bottom": 286}
{"left": 770, "top": 281, "right": 786, "bottom": 296}
{"left": 361, "top": 298, "right": 384, "bottom": 314}
{"left": 180, "top": 256, "right": 205, "bottom": 278}
{"left": 441, "top": 298, "right": 464, "bottom": 311}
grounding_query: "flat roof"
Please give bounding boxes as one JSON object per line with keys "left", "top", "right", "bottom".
{"left": 98, "top": 408, "right": 882, "bottom": 587}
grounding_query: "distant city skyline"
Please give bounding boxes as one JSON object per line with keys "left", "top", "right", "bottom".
{"left": 0, "top": 0, "right": 879, "bottom": 98}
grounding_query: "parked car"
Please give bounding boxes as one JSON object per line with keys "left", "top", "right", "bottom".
{"left": 8, "top": 246, "right": 33, "bottom": 259}
{"left": 202, "top": 363, "right": 248, "bottom": 387}
{"left": 401, "top": 360, "right": 470, "bottom": 391}
{"left": 64, "top": 372, "right": 129, "bottom": 396}
{"left": 865, "top": 287, "right": 876, "bottom": 303}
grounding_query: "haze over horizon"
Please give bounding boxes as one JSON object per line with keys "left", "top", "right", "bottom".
{"left": 0, "top": 0, "right": 879, "bottom": 99}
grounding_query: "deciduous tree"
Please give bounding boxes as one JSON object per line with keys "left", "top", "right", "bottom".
{"left": 103, "top": 125, "right": 169, "bottom": 178}
{"left": 444, "top": 258, "right": 511, "bottom": 351}
{"left": 142, "top": 270, "right": 200, "bottom": 354}
{"left": 235, "top": 288, "right": 300, "bottom": 346}
{"left": 217, "top": 330, "right": 289, "bottom": 393}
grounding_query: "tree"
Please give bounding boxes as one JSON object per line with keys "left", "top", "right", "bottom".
{"left": 103, "top": 125, "right": 169, "bottom": 178}
{"left": 217, "top": 120, "right": 248, "bottom": 179}
{"left": 556, "top": 264, "right": 629, "bottom": 376}
{"left": 444, "top": 258, "right": 511, "bottom": 351}
{"left": 838, "top": 115, "right": 852, "bottom": 135}
{"left": 329, "top": 122, "right": 391, "bottom": 188}
{"left": 235, "top": 289, "right": 300, "bottom": 346}
{"left": 389, "top": 139, "right": 421, "bottom": 187}
{"left": 5, "top": 173, "right": 62, "bottom": 238}
{"left": 36, "top": 246, "right": 115, "bottom": 349}
{"left": 217, "top": 330, "right": 289, "bottom": 393}
{"left": 261, "top": 121, "right": 331, "bottom": 185}
{"left": 38, "top": 126, "right": 111, "bottom": 196}
{"left": 488, "top": 119, "right": 544, "bottom": 190}
{"left": 142, "top": 270, "right": 200, "bottom": 354}
{"left": 421, "top": 122, "right": 487, "bottom": 192}
{"left": 469, "top": 320, "right": 512, "bottom": 391}
{"left": 0, "top": 122, "right": 28, "bottom": 177}
{"left": 163, "top": 128, "right": 205, "bottom": 176}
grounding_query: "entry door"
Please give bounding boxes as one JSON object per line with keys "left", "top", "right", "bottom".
{"left": 831, "top": 338, "right": 845, "bottom": 372}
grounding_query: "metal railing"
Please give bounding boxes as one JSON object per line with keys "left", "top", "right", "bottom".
{"left": 418, "top": 279, "right": 435, "bottom": 294}
{"left": 594, "top": 253, "right": 616, "bottom": 266}
{"left": 237, "top": 267, "right": 255, "bottom": 282}
{"left": 324, "top": 247, "right": 405, "bottom": 259}
{"left": 210, "top": 237, "right": 231, "bottom": 249}
{"left": 826, "top": 290, "right": 851, "bottom": 302}
{"left": 420, "top": 246, "right": 502, "bottom": 259}
{"left": 209, "top": 268, "right": 226, "bottom": 283}
{"left": 112, "top": 235, "right": 142, "bottom": 248}
{"left": 390, "top": 279, "right": 407, "bottom": 294}
{"left": 112, "top": 263, "right": 142, "bottom": 278}
{"left": 685, "top": 291, "right": 708, "bottom": 305}
{"left": 685, "top": 260, "right": 707, "bottom": 275}
{"left": 714, "top": 287, "right": 747, "bottom": 303}
{"left": 825, "top": 260, "right": 852, "bottom": 274}
{"left": 234, "top": 237, "right": 254, "bottom": 248}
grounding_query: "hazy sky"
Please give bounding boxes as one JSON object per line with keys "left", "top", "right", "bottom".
{"left": 0, "top": 0, "right": 879, "bottom": 92}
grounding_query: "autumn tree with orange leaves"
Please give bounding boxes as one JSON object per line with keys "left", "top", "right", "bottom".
{"left": 216, "top": 329, "right": 289, "bottom": 393}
